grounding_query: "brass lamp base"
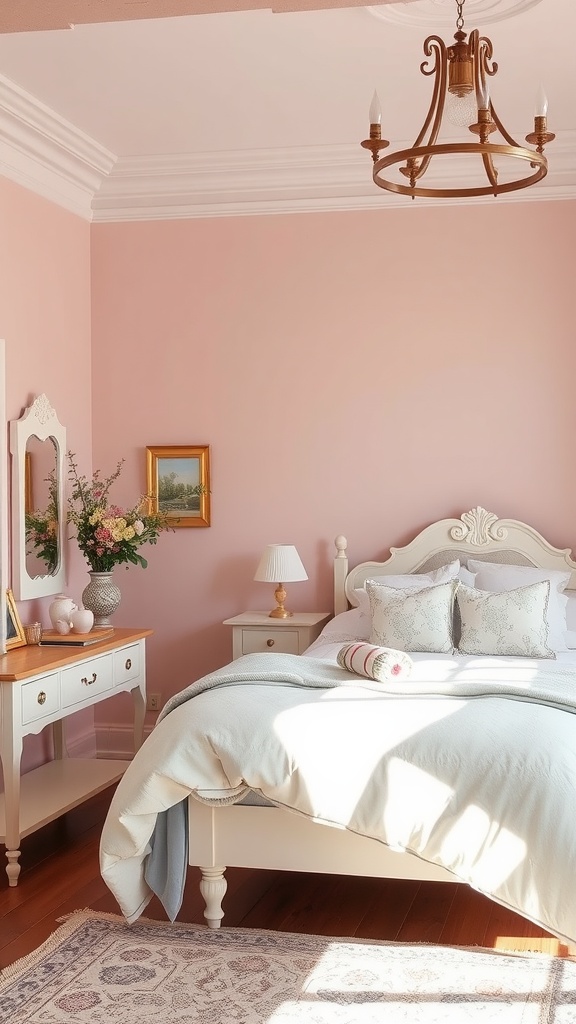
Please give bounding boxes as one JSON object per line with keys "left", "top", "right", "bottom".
{"left": 268, "top": 583, "right": 293, "bottom": 618}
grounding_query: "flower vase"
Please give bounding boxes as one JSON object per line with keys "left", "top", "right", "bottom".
{"left": 82, "top": 571, "right": 121, "bottom": 628}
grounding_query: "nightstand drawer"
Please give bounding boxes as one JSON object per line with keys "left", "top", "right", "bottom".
{"left": 224, "top": 613, "right": 331, "bottom": 660}
{"left": 241, "top": 628, "right": 300, "bottom": 655}
{"left": 21, "top": 672, "right": 60, "bottom": 725}
{"left": 61, "top": 654, "right": 113, "bottom": 708}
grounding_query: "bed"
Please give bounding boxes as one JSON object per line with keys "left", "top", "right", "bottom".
{"left": 99, "top": 506, "right": 576, "bottom": 945}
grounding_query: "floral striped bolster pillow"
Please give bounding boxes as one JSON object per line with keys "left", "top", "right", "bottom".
{"left": 337, "top": 642, "right": 412, "bottom": 682}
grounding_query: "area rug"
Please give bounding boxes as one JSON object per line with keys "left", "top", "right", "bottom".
{"left": 1, "top": 911, "right": 575, "bottom": 1023}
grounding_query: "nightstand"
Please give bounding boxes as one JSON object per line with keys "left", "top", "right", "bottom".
{"left": 223, "top": 612, "right": 332, "bottom": 659}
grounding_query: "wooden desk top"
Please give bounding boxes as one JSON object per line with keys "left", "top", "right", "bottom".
{"left": 0, "top": 627, "right": 153, "bottom": 682}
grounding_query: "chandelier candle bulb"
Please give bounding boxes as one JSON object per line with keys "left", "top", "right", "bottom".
{"left": 535, "top": 84, "right": 548, "bottom": 117}
{"left": 369, "top": 90, "right": 382, "bottom": 126}
{"left": 478, "top": 79, "right": 490, "bottom": 112}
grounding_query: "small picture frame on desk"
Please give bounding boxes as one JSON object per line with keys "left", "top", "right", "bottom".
{"left": 6, "top": 589, "right": 26, "bottom": 650}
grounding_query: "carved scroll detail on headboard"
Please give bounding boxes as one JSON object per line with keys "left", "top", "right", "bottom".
{"left": 449, "top": 507, "right": 508, "bottom": 546}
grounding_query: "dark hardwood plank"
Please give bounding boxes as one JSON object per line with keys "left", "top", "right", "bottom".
{"left": 396, "top": 880, "right": 459, "bottom": 944}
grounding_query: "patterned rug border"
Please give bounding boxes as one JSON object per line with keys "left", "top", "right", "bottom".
{"left": 2, "top": 907, "right": 572, "bottom": 988}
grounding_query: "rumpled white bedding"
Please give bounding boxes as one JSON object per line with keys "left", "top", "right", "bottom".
{"left": 100, "top": 647, "right": 576, "bottom": 944}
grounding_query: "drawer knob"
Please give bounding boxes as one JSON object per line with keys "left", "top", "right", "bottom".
{"left": 81, "top": 672, "right": 97, "bottom": 686}
{"left": 266, "top": 638, "right": 275, "bottom": 648}
{"left": 125, "top": 658, "right": 132, "bottom": 671}
{"left": 37, "top": 691, "right": 47, "bottom": 705}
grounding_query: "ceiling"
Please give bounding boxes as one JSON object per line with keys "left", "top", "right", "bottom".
{"left": 0, "top": 0, "right": 573, "bottom": 221}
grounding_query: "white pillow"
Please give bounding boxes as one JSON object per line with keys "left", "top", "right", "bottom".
{"left": 367, "top": 581, "right": 457, "bottom": 654}
{"left": 456, "top": 581, "right": 555, "bottom": 659}
{"left": 566, "top": 593, "right": 576, "bottom": 630}
{"left": 565, "top": 630, "right": 576, "bottom": 650}
{"left": 319, "top": 608, "right": 368, "bottom": 638}
{"left": 354, "top": 560, "right": 461, "bottom": 620}
{"left": 337, "top": 642, "right": 413, "bottom": 682}
{"left": 466, "top": 560, "right": 570, "bottom": 653}
{"left": 458, "top": 566, "right": 476, "bottom": 587}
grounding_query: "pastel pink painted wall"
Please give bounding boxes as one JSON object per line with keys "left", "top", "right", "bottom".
{"left": 0, "top": 176, "right": 93, "bottom": 771}
{"left": 90, "top": 199, "right": 576, "bottom": 738}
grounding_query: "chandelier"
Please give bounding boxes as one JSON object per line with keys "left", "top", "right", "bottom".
{"left": 361, "top": 0, "right": 554, "bottom": 199}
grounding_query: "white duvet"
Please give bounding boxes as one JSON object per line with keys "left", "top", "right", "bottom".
{"left": 100, "top": 647, "right": 576, "bottom": 944}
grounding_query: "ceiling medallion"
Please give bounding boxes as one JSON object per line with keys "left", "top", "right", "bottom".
{"left": 366, "top": 0, "right": 545, "bottom": 29}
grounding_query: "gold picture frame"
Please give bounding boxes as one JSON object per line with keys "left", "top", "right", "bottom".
{"left": 6, "top": 589, "right": 26, "bottom": 650}
{"left": 146, "top": 445, "right": 211, "bottom": 528}
{"left": 25, "top": 450, "right": 33, "bottom": 515}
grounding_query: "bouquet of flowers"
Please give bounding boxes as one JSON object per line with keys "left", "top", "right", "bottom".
{"left": 67, "top": 452, "right": 172, "bottom": 572}
{"left": 25, "top": 469, "right": 59, "bottom": 574}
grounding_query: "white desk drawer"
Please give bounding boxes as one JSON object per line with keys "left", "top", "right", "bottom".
{"left": 21, "top": 673, "right": 60, "bottom": 725}
{"left": 114, "top": 643, "right": 141, "bottom": 687}
{"left": 241, "top": 628, "right": 300, "bottom": 655}
{"left": 61, "top": 654, "right": 113, "bottom": 708}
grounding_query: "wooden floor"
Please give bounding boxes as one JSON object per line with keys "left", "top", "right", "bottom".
{"left": 1, "top": 785, "right": 574, "bottom": 970}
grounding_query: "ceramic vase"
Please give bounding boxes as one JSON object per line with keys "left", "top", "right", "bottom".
{"left": 81, "top": 571, "right": 121, "bottom": 628}
{"left": 70, "top": 608, "right": 95, "bottom": 633}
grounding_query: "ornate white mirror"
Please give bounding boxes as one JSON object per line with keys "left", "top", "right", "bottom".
{"left": 9, "top": 394, "right": 67, "bottom": 600}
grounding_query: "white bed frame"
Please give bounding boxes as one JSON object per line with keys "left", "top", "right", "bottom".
{"left": 188, "top": 506, "right": 576, "bottom": 927}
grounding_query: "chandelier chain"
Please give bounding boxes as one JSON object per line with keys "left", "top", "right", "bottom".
{"left": 455, "top": 0, "right": 465, "bottom": 32}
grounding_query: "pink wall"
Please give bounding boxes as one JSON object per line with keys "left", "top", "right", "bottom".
{"left": 0, "top": 176, "right": 93, "bottom": 770}
{"left": 89, "top": 199, "right": 576, "bottom": 732}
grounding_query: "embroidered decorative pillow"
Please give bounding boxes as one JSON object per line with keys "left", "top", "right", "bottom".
{"left": 337, "top": 642, "right": 413, "bottom": 681}
{"left": 466, "top": 560, "right": 570, "bottom": 653}
{"left": 456, "top": 581, "right": 555, "bottom": 658}
{"left": 367, "top": 580, "right": 457, "bottom": 654}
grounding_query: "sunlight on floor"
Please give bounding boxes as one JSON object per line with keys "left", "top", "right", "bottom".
{"left": 261, "top": 936, "right": 576, "bottom": 1023}
{"left": 494, "top": 934, "right": 573, "bottom": 957}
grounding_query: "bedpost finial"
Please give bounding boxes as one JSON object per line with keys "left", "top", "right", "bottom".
{"left": 335, "top": 535, "right": 347, "bottom": 558}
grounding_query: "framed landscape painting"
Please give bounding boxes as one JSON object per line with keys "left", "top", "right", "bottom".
{"left": 146, "top": 445, "right": 210, "bottom": 528}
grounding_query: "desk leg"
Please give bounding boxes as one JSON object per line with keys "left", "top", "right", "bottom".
{"left": 1, "top": 731, "right": 23, "bottom": 886}
{"left": 132, "top": 681, "right": 146, "bottom": 752}
{"left": 52, "top": 719, "right": 67, "bottom": 759}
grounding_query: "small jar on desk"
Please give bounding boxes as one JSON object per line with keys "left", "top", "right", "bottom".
{"left": 223, "top": 611, "right": 332, "bottom": 660}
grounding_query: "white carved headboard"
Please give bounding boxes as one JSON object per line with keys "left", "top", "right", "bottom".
{"left": 334, "top": 506, "right": 576, "bottom": 616}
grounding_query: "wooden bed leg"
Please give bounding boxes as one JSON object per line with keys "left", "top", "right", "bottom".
{"left": 199, "top": 866, "right": 227, "bottom": 928}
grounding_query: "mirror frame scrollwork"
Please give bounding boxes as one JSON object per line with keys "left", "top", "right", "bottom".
{"left": 9, "top": 394, "right": 67, "bottom": 601}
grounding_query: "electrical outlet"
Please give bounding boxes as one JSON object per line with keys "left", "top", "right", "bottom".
{"left": 147, "top": 693, "right": 161, "bottom": 712}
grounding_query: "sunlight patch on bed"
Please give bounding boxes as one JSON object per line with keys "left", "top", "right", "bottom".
{"left": 439, "top": 804, "right": 527, "bottom": 889}
{"left": 270, "top": 700, "right": 464, "bottom": 821}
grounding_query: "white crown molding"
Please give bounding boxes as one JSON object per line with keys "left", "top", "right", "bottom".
{"left": 0, "top": 74, "right": 575, "bottom": 222}
{"left": 0, "top": 75, "right": 115, "bottom": 219}
{"left": 91, "top": 134, "right": 576, "bottom": 220}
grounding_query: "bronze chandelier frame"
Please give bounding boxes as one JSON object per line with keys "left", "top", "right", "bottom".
{"left": 361, "top": 1, "right": 555, "bottom": 200}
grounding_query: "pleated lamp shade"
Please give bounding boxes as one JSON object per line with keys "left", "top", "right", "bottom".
{"left": 254, "top": 544, "right": 308, "bottom": 619}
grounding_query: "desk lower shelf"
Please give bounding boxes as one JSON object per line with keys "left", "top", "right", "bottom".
{"left": 0, "top": 757, "right": 127, "bottom": 841}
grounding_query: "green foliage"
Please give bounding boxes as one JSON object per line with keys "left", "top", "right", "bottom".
{"left": 67, "top": 452, "right": 173, "bottom": 573}
{"left": 25, "top": 469, "right": 59, "bottom": 574}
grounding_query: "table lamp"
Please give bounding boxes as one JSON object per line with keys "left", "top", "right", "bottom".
{"left": 254, "top": 544, "right": 308, "bottom": 618}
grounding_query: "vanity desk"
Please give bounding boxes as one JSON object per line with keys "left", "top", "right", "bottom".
{"left": 0, "top": 626, "right": 151, "bottom": 885}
